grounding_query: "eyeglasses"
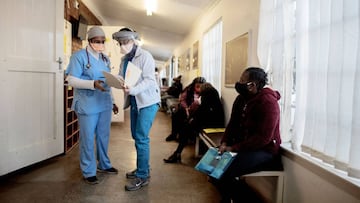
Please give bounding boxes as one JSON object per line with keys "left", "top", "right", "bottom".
{"left": 91, "top": 40, "right": 105, "bottom": 44}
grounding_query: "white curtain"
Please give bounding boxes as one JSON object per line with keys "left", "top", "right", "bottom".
{"left": 294, "top": 0, "right": 360, "bottom": 178}
{"left": 259, "top": 0, "right": 360, "bottom": 178}
{"left": 202, "top": 20, "right": 223, "bottom": 92}
{"left": 257, "top": 0, "right": 295, "bottom": 142}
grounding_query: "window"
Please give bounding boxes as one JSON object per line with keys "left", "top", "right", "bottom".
{"left": 202, "top": 19, "right": 223, "bottom": 92}
{"left": 258, "top": 0, "right": 360, "bottom": 179}
{"left": 257, "top": 0, "right": 296, "bottom": 142}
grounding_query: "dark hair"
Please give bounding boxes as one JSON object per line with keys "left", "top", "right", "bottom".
{"left": 119, "top": 27, "right": 135, "bottom": 32}
{"left": 192, "top": 77, "right": 206, "bottom": 84}
{"left": 200, "top": 82, "right": 213, "bottom": 93}
{"left": 200, "top": 82, "right": 220, "bottom": 99}
{"left": 245, "top": 67, "right": 268, "bottom": 90}
{"left": 184, "top": 77, "right": 206, "bottom": 105}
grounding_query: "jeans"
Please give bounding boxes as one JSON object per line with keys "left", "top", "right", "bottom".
{"left": 130, "top": 100, "right": 159, "bottom": 179}
{"left": 78, "top": 110, "right": 112, "bottom": 178}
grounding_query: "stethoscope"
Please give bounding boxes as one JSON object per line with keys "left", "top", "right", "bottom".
{"left": 85, "top": 46, "right": 110, "bottom": 69}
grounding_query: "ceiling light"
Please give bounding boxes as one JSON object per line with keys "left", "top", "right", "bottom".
{"left": 145, "top": 0, "right": 157, "bottom": 16}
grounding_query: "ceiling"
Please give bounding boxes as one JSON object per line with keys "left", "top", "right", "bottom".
{"left": 82, "top": 0, "right": 219, "bottom": 62}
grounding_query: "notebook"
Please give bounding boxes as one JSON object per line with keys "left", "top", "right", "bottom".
{"left": 195, "top": 147, "right": 237, "bottom": 179}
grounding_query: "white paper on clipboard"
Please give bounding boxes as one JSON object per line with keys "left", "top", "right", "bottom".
{"left": 125, "top": 62, "right": 142, "bottom": 87}
{"left": 102, "top": 71, "right": 125, "bottom": 89}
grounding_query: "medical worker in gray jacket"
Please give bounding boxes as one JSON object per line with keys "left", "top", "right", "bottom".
{"left": 112, "top": 27, "right": 160, "bottom": 191}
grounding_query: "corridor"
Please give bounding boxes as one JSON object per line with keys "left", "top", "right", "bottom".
{"left": 0, "top": 111, "right": 220, "bottom": 203}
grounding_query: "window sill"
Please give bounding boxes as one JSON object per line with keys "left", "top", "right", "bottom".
{"left": 280, "top": 143, "right": 360, "bottom": 191}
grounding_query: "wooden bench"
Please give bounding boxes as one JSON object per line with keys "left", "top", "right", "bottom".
{"left": 238, "top": 170, "right": 284, "bottom": 203}
{"left": 195, "top": 128, "right": 225, "bottom": 157}
{"left": 165, "top": 98, "right": 180, "bottom": 114}
{"left": 196, "top": 128, "right": 284, "bottom": 203}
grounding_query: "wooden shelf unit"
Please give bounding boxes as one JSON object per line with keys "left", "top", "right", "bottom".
{"left": 64, "top": 84, "right": 80, "bottom": 153}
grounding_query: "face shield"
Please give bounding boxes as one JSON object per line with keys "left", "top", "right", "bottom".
{"left": 112, "top": 29, "right": 140, "bottom": 54}
{"left": 112, "top": 29, "right": 139, "bottom": 42}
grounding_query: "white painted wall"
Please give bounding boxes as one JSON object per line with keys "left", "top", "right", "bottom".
{"left": 282, "top": 151, "right": 360, "bottom": 203}
{"left": 173, "top": 0, "right": 260, "bottom": 122}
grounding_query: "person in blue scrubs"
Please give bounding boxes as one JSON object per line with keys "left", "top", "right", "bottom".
{"left": 112, "top": 27, "right": 161, "bottom": 191}
{"left": 66, "top": 26, "right": 119, "bottom": 185}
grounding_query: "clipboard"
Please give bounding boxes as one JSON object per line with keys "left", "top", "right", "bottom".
{"left": 102, "top": 62, "right": 142, "bottom": 89}
{"left": 195, "top": 147, "right": 237, "bottom": 179}
{"left": 102, "top": 71, "right": 125, "bottom": 89}
{"left": 124, "top": 62, "right": 142, "bottom": 87}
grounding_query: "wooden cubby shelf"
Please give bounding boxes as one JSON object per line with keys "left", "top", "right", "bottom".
{"left": 64, "top": 84, "right": 80, "bottom": 153}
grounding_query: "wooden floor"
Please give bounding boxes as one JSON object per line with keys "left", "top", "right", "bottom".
{"left": 0, "top": 110, "right": 220, "bottom": 203}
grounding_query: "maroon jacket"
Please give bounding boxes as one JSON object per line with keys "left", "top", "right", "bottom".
{"left": 221, "top": 88, "right": 281, "bottom": 155}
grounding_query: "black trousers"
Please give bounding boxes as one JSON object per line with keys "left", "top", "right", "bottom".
{"left": 174, "top": 121, "right": 199, "bottom": 154}
{"left": 212, "top": 150, "right": 274, "bottom": 203}
{"left": 170, "top": 107, "right": 187, "bottom": 136}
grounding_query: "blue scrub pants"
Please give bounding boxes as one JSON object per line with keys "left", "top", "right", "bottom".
{"left": 130, "top": 102, "right": 159, "bottom": 179}
{"left": 78, "top": 109, "right": 113, "bottom": 178}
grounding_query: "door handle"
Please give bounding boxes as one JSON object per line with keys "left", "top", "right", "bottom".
{"left": 56, "top": 57, "right": 63, "bottom": 71}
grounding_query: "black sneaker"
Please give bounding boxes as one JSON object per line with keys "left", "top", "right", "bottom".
{"left": 125, "top": 177, "right": 150, "bottom": 191}
{"left": 84, "top": 176, "right": 99, "bottom": 185}
{"left": 97, "top": 167, "right": 118, "bottom": 174}
{"left": 126, "top": 169, "right": 137, "bottom": 179}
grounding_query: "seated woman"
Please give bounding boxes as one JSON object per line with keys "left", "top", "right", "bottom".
{"left": 165, "top": 77, "right": 206, "bottom": 142}
{"left": 164, "top": 82, "right": 225, "bottom": 163}
{"left": 160, "top": 75, "right": 183, "bottom": 111}
{"left": 166, "top": 75, "right": 183, "bottom": 98}
{"left": 213, "top": 67, "right": 281, "bottom": 202}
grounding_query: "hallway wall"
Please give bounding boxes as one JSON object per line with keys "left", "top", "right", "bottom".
{"left": 172, "top": 0, "right": 260, "bottom": 123}
{"left": 282, "top": 149, "right": 360, "bottom": 203}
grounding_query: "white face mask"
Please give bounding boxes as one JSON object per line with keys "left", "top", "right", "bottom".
{"left": 90, "top": 43, "right": 105, "bottom": 53}
{"left": 120, "top": 43, "right": 133, "bottom": 55}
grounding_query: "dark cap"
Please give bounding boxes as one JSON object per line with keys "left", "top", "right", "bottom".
{"left": 173, "top": 75, "right": 182, "bottom": 81}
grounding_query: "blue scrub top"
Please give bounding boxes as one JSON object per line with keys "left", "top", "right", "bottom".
{"left": 66, "top": 49, "right": 112, "bottom": 115}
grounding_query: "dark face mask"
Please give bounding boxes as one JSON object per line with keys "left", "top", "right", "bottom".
{"left": 235, "top": 82, "right": 249, "bottom": 97}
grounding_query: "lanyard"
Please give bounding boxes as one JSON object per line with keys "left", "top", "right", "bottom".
{"left": 123, "top": 59, "right": 129, "bottom": 77}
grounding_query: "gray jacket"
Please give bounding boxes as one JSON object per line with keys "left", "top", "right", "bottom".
{"left": 119, "top": 46, "right": 161, "bottom": 110}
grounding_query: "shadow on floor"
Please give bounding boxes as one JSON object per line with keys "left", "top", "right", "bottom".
{"left": 0, "top": 110, "right": 220, "bottom": 203}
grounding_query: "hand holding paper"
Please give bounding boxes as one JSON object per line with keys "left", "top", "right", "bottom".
{"left": 102, "top": 71, "right": 125, "bottom": 89}
{"left": 102, "top": 62, "right": 142, "bottom": 89}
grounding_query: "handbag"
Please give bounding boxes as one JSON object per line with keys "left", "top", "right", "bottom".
{"left": 195, "top": 147, "right": 237, "bottom": 179}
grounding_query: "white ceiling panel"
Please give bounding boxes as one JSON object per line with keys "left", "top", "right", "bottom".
{"left": 82, "top": 0, "right": 220, "bottom": 62}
